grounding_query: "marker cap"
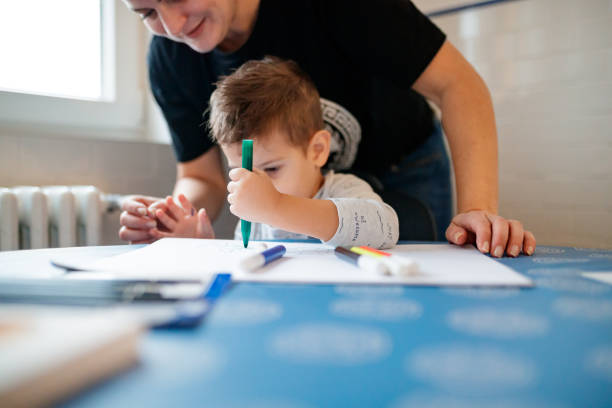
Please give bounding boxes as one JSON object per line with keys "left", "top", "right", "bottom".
{"left": 357, "top": 255, "right": 391, "bottom": 275}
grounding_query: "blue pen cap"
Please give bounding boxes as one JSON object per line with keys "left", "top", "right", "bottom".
{"left": 262, "top": 245, "right": 286, "bottom": 264}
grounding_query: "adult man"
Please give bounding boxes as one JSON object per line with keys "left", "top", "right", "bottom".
{"left": 119, "top": 0, "right": 536, "bottom": 257}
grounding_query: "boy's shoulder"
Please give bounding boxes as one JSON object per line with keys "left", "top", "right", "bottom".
{"left": 319, "top": 171, "right": 378, "bottom": 199}
{"left": 325, "top": 171, "right": 370, "bottom": 186}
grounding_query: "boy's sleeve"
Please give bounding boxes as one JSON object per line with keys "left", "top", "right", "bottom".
{"left": 234, "top": 221, "right": 242, "bottom": 241}
{"left": 322, "top": 175, "right": 399, "bottom": 249}
{"left": 234, "top": 221, "right": 263, "bottom": 241}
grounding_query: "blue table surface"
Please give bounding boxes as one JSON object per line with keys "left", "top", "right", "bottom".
{"left": 2, "top": 243, "right": 612, "bottom": 407}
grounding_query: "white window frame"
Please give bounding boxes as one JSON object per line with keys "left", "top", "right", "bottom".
{"left": 0, "top": 0, "right": 146, "bottom": 139}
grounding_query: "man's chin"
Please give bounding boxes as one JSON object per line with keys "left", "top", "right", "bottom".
{"left": 185, "top": 40, "right": 216, "bottom": 54}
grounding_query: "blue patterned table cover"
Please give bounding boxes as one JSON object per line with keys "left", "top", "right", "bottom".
{"left": 47, "top": 245, "right": 612, "bottom": 407}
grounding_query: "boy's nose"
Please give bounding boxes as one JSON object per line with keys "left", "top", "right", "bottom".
{"left": 157, "top": 5, "right": 187, "bottom": 38}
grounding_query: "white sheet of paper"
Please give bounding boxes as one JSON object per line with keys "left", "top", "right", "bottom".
{"left": 582, "top": 272, "right": 612, "bottom": 285}
{"left": 61, "top": 238, "right": 531, "bottom": 287}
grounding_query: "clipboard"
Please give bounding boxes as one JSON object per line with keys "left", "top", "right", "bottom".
{"left": 0, "top": 273, "right": 232, "bottom": 328}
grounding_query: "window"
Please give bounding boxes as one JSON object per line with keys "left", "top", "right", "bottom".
{"left": 0, "top": 0, "right": 145, "bottom": 136}
{"left": 0, "top": 1, "right": 102, "bottom": 100}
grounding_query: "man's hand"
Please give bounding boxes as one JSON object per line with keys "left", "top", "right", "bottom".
{"left": 446, "top": 210, "right": 536, "bottom": 257}
{"left": 149, "top": 194, "right": 215, "bottom": 239}
{"left": 227, "top": 168, "right": 281, "bottom": 223}
{"left": 118, "top": 195, "right": 166, "bottom": 244}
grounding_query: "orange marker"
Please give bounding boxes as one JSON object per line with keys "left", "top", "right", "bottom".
{"left": 358, "top": 246, "right": 391, "bottom": 257}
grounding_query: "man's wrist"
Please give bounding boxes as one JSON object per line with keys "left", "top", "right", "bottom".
{"left": 457, "top": 206, "right": 498, "bottom": 215}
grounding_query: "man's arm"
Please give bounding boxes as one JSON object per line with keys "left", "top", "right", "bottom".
{"left": 173, "top": 145, "right": 227, "bottom": 221}
{"left": 413, "top": 40, "right": 498, "bottom": 216}
{"left": 413, "top": 40, "right": 536, "bottom": 257}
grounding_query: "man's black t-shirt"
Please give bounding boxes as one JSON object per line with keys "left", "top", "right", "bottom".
{"left": 148, "top": 0, "right": 446, "bottom": 174}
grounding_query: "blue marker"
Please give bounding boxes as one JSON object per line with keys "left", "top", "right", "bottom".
{"left": 239, "top": 245, "right": 286, "bottom": 271}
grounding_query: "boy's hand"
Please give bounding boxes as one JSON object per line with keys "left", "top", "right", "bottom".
{"left": 149, "top": 194, "right": 215, "bottom": 239}
{"left": 119, "top": 195, "right": 167, "bottom": 244}
{"left": 445, "top": 210, "right": 536, "bottom": 258}
{"left": 227, "top": 168, "right": 281, "bottom": 223}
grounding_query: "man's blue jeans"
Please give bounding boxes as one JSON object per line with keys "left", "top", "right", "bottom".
{"left": 377, "top": 120, "right": 452, "bottom": 241}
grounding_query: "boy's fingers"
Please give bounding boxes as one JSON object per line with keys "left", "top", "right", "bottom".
{"left": 165, "top": 196, "right": 185, "bottom": 220}
{"left": 523, "top": 230, "right": 536, "bottom": 256}
{"left": 156, "top": 208, "right": 177, "bottom": 230}
{"left": 227, "top": 193, "right": 236, "bottom": 205}
{"left": 451, "top": 212, "right": 492, "bottom": 254}
{"left": 227, "top": 181, "right": 237, "bottom": 194}
{"left": 177, "top": 194, "right": 194, "bottom": 215}
{"left": 148, "top": 201, "right": 168, "bottom": 216}
{"left": 228, "top": 168, "right": 249, "bottom": 181}
{"left": 196, "top": 209, "right": 215, "bottom": 239}
{"left": 490, "top": 216, "right": 509, "bottom": 258}
{"left": 505, "top": 220, "right": 524, "bottom": 257}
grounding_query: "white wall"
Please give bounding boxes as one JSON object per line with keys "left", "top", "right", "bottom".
{"left": 415, "top": 0, "right": 612, "bottom": 248}
{"left": 0, "top": 129, "right": 176, "bottom": 244}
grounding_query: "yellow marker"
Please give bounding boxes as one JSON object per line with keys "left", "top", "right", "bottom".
{"left": 358, "top": 246, "right": 392, "bottom": 257}
{"left": 350, "top": 246, "right": 385, "bottom": 258}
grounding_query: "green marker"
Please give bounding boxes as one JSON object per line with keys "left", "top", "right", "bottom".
{"left": 241, "top": 139, "right": 253, "bottom": 248}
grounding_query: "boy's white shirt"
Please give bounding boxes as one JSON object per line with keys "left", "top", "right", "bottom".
{"left": 234, "top": 171, "right": 399, "bottom": 249}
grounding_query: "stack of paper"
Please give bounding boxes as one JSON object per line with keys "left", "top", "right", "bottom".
{"left": 55, "top": 238, "right": 532, "bottom": 287}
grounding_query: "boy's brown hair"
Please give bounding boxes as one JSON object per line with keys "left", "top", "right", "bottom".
{"left": 208, "top": 56, "right": 324, "bottom": 147}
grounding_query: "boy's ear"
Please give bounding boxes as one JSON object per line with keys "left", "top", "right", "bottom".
{"left": 308, "top": 129, "right": 331, "bottom": 167}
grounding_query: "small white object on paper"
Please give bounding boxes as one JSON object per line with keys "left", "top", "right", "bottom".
{"left": 58, "top": 238, "right": 532, "bottom": 287}
{"left": 582, "top": 272, "right": 612, "bottom": 285}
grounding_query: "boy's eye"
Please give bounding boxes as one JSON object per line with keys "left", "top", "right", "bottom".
{"left": 139, "top": 9, "right": 157, "bottom": 20}
{"left": 264, "top": 167, "right": 279, "bottom": 174}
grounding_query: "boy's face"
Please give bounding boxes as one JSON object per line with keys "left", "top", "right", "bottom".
{"left": 221, "top": 129, "right": 330, "bottom": 199}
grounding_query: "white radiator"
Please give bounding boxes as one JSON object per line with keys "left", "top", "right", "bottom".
{"left": 0, "top": 186, "right": 120, "bottom": 251}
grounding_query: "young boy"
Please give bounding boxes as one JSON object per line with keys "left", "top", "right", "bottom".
{"left": 150, "top": 57, "right": 399, "bottom": 249}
